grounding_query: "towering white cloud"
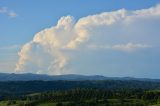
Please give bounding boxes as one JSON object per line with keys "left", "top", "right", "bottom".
{"left": 15, "top": 4, "right": 160, "bottom": 75}
{"left": 15, "top": 16, "right": 75, "bottom": 74}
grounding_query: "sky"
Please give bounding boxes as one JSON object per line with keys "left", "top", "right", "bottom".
{"left": 0, "top": 0, "right": 160, "bottom": 78}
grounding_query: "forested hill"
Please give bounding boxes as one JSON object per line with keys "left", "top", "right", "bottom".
{"left": 0, "top": 73, "right": 160, "bottom": 99}
{"left": 0, "top": 78, "right": 160, "bottom": 105}
{"left": 0, "top": 80, "right": 160, "bottom": 97}
{"left": 0, "top": 73, "right": 160, "bottom": 81}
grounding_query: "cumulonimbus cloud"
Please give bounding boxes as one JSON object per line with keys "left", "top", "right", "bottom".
{"left": 15, "top": 4, "right": 160, "bottom": 75}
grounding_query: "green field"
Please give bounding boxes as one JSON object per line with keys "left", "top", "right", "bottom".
{"left": 0, "top": 90, "right": 160, "bottom": 106}
{"left": 0, "top": 99, "right": 155, "bottom": 106}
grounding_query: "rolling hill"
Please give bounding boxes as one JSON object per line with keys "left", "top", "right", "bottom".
{"left": 0, "top": 73, "right": 159, "bottom": 82}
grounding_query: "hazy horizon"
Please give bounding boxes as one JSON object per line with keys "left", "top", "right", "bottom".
{"left": 1, "top": 72, "right": 160, "bottom": 80}
{"left": 0, "top": 0, "right": 160, "bottom": 79}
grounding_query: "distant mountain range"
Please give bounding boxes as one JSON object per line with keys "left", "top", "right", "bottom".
{"left": 0, "top": 73, "right": 159, "bottom": 82}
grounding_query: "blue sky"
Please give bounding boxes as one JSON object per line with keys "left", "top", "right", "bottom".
{"left": 0, "top": 0, "right": 160, "bottom": 78}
